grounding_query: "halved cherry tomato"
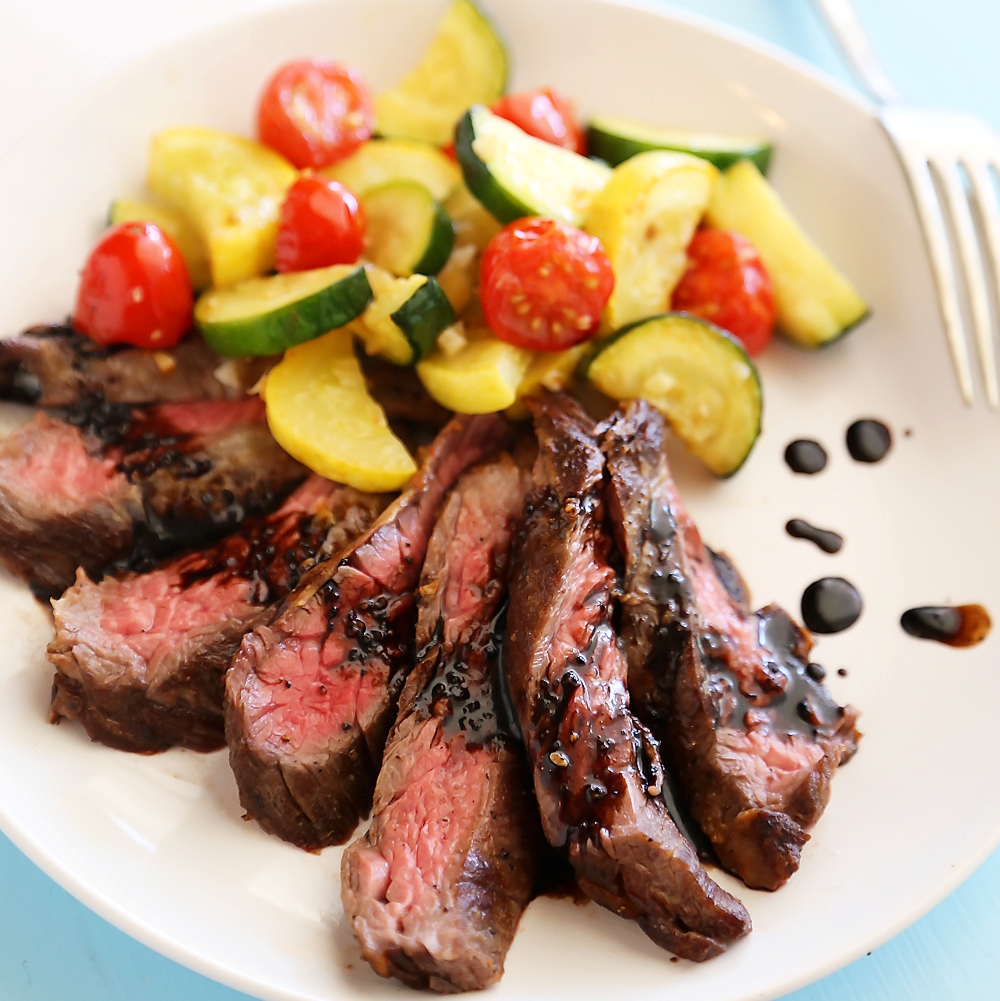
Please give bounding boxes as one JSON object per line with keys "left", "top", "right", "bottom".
{"left": 491, "top": 87, "right": 585, "bottom": 154}
{"left": 480, "top": 218, "right": 614, "bottom": 351}
{"left": 671, "top": 228, "right": 775, "bottom": 355}
{"left": 73, "top": 222, "right": 193, "bottom": 350}
{"left": 257, "top": 60, "right": 374, "bottom": 169}
{"left": 275, "top": 175, "right": 366, "bottom": 273}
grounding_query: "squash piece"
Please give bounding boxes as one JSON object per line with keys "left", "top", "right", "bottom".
{"left": 505, "top": 343, "right": 590, "bottom": 420}
{"left": 148, "top": 127, "right": 297, "bottom": 288}
{"left": 417, "top": 327, "right": 531, "bottom": 413}
{"left": 585, "top": 150, "right": 718, "bottom": 329}
{"left": 264, "top": 328, "right": 415, "bottom": 491}
{"left": 445, "top": 183, "right": 501, "bottom": 250}
{"left": 110, "top": 197, "right": 212, "bottom": 290}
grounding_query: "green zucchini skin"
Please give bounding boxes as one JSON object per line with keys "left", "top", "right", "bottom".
{"left": 586, "top": 125, "right": 772, "bottom": 175}
{"left": 454, "top": 108, "right": 535, "bottom": 224}
{"left": 413, "top": 201, "right": 457, "bottom": 276}
{"left": 390, "top": 277, "right": 456, "bottom": 360}
{"left": 197, "top": 267, "right": 373, "bottom": 357}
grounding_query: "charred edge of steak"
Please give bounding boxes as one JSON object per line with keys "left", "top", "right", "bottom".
{"left": 0, "top": 323, "right": 272, "bottom": 406}
{"left": 602, "top": 400, "right": 860, "bottom": 891}
{"left": 507, "top": 394, "right": 751, "bottom": 961}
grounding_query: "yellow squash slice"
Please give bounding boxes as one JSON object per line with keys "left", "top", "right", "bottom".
{"left": 585, "top": 150, "right": 718, "bottom": 329}
{"left": 417, "top": 327, "right": 531, "bottom": 413}
{"left": 321, "top": 139, "right": 461, "bottom": 201}
{"left": 148, "top": 127, "right": 297, "bottom": 288}
{"left": 264, "top": 329, "right": 416, "bottom": 491}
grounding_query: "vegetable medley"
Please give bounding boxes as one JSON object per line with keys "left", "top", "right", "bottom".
{"left": 75, "top": 0, "right": 868, "bottom": 486}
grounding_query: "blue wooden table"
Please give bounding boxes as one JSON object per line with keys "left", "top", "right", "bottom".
{"left": 3, "top": 1, "right": 1000, "bottom": 998}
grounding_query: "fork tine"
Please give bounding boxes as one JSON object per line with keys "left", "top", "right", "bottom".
{"left": 902, "top": 154, "right": 975, "bottom": 404}
{"left": 968, "top": 160, "right": 1000, "bottom": 401}
{"left": 939, "top": 161, "right": 999, "bottom": 407}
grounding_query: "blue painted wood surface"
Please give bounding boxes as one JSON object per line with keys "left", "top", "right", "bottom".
{"left": 3, "top": 1, "right": 1000, "bottom": 997}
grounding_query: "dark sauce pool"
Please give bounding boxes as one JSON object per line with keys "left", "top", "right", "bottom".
{"left": 801, "top": 578, "right": 863, "bottom": 634}
{"left": 901, "top": 605, "right": 991, "bottom": 647}
{"left": 784, "top": 439, "right": 828, "bottom": 474}
{"left": 786, "top": 519, "right": 843, "bottom": 554}
{"left": 846, "top": 420, "right": 891, "bottom": 462}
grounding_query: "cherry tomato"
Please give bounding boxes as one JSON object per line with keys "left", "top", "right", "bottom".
{"left": 73, "top": 222, "right": 193, "bottom": 350}
{"left": 491, "top": 87, "right": 586, "bottom": 154}
{"left": 275, "top": 175, "right": 366, "bottom": 273}
{"left": 257, "top": 60, "right": 374, "bottom": 169}
{"left": 480, "top": 218, "right": 614, "bottom": 351}
{"left": 671, "top": 228, "right": 775, "bottom": 355}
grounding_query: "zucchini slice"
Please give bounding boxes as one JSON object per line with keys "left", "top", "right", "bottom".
{"left": 374, "top": 0, "right": 507, "bottom": 146}
{"left": 362, "top": 180, "right": 455, "bottom": 277}
{"left": 706, "top": 160, "right": 868, "bottom": 347}
{"left": 585, "top": 150, "right": 718, "bottom": 329}
{"left": 455, "top": 105, "right": 612, "bottom": 226}
{"left": 585, "top": 313, "right": 762, "bottom": 477}
{"left": 320, "top": 139, "right": 461, "bottom": 201}
{"left": 417, "top": 328, "right": 532, "bottom": 413}
{"left": 587, "top": 115, "right": 773, "bottom": 174}
{"left": 353, "top": 266, "right": 456, "bottom": 364}
{"left": 194, "top": 265, "right": 372, "bottom": 357}
{"left": 110, "top": 198, "right": 211, "bottom": 290}
{"left": 147, "top": 127, "right": 297, "bottom": 288}
{"left": 264, "top": 328, "right": 416, "bottom": 492}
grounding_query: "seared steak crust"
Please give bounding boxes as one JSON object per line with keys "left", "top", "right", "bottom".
{"left": 343, "top": 457, "right": 539, "bottom": 993}
{"left": 504, "top": 394, "right": 751, "bottom": 962}
{"left": 225, "top": 414, "right": 508, "bottom": 849}
{"left": 0, "top": 397, "right": 304, "bottom": 597}
{"left": 0, "top": 323, "right": 270, "bottom": 406}
{"left": 602, "top": 401, "right": 861, "bottom": 891}
{"left": 47, "top": 477, "right": 387, "bottom": 753}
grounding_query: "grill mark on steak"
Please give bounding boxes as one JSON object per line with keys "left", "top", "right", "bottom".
{"left": 225, "top": 414, "right": 509, "bottom": 850}
{"left": 343, "top": 456, "right": 540, "bottom": 992}
{"left": 504, "top": 394, "right": 751, "bottom": 962}
{"left": 0, "top": 323, "right": 271, "bottom": 406}
{"left": 47, "top": 476, "right": 388, "bottom": 753}
{"left": 601, "top": 401, "right": 861, "bottom": 891}
{"left": 0, "top": 396, "right": 305, "bottom": 597}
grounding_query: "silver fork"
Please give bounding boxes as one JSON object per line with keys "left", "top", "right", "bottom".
{"left": 813, "top": 0, "right": 1000, "bottom": 407}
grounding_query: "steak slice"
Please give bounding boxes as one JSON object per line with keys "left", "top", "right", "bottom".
{"left": 47, "top": 476, "right": 388, "bottom": 753}
{"left": 225, "top": 413, "right": 508, "bottom": 849}
{"left": 601, "top": 401, "right": 861, "bottom": 891}
{"left": 0, "top": 396, "right": 304, "bottom": 597}
{"left": 0, "top": 323, "right": 270, "bottom": 406}
{"left": 504, "top": 394, "right": 751, "bottom": 962}
{"left": 342, "top": 456, "right": 539, "bottom": 993}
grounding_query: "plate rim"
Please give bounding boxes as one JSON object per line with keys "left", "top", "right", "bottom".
{"left": 2, "top": 3, "right": 980, "bottom": 1001}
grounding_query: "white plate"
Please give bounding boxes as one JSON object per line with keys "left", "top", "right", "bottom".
{"left": 2, "top": 1, "right": 999, "bottom": 999}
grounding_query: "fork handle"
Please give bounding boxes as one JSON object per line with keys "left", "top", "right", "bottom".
{"left": 810, "top": 0, "right": 901, "bottom": 104}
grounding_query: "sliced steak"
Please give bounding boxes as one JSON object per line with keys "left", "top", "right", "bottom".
{"left": 601, "top": 401, "right": 861, "bottom": 891}
{"left": 0, "top": 323, "right": 270, "bottom": 406}
{"left": 47, "top": 476, "right": 388, "bottom": 753}
{"left": 504, "top": 394, "right": 751, "bottom": 962}
{"left": 225, "top": 414, "right": 508, "bottom": 850}
{"left": 0, "top": 396, "right": 304, "bottom": 597}
{"left": 342, "top": 456, "right": 539, "bottom": 993}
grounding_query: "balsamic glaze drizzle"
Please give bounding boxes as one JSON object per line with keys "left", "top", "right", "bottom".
{"left": 786, "top": 519, "right": 843, "bottom": 554}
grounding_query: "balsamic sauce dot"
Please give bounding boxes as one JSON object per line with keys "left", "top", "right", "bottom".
{"left": 805, "top": 662, "right": 827, "bottom": 681}
{"left": 900, "top": 605, "right": 991, "bottom": 647}
{"left": 846, "top": 420, "right": 891, "bottom": 463}
{"left": 784, "top": 439, "right": 828, "bottom": 474}
{"left": 786, "top": 518, "right": 843, "bottom": 554}
{"left": 837, "top": 668, "right": 848, "bottom": 677}
{"left": 801, "top": 577, "right": 863, "bottom": 634}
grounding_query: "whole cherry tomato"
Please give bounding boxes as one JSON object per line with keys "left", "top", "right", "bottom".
{"left": 671, "top": 228, "right": 775, "bottom": 355}
{"left": 275, "top": 175, "right": 366, "bottom": 273}
{"left": 257, "top": 59, "right": 374, "bottom": 169}
{"left": 73, "top": 222, "right": 193, "bottom": 350}
{"left": 480, "top": 218, "right": 614, "bottom": 351}
{"left": 491, "top": 87, "right": 586, "bottom": 154}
